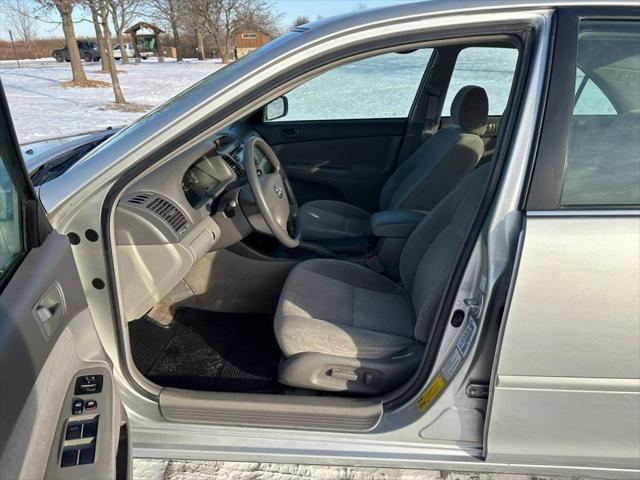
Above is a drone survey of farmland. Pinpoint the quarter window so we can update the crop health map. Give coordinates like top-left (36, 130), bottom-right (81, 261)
top-left (561, 20), bottom-right (640, 206)
top-left (442, 47), bottom-right (519, 116)
top-left (267, 49), bottom-right (433, 122)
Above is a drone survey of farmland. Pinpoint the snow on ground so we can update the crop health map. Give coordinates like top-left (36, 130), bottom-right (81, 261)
top-left (0, 58), bottom-right (224, 144)
top-left (132, 459), bottom-right (579, 480)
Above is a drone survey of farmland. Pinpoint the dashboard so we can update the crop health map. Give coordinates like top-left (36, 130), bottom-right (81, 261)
top-left (181, 129), bottom-right (273, 209)
top-left (113, 122), bottom-right (274, 321)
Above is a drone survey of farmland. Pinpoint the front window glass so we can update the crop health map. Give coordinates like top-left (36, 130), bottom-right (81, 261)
top-left (267, 49), bottom-right (433, 122)
top-left (443, 47), bottom-right (519, 116)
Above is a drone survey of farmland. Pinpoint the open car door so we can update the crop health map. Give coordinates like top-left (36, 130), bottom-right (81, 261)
top-left (0, 83), bottom-right (130, 479)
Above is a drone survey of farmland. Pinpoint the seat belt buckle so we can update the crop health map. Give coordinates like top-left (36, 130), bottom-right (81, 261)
top-left (366, 255), bottom-right (385, 274)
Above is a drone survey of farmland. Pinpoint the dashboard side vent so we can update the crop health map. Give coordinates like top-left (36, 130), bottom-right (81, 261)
top-left (127, 192), bottom-right (153, 205)
top-left (146, 197), bottom-right (189, 234)
top-left (222, 155), bottom-right (244, 178)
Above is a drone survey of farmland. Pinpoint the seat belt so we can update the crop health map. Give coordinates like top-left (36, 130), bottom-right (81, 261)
top-left (422, 87), bottom-right (442, 138)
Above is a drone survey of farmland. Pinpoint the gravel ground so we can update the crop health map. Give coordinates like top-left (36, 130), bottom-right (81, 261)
top-left (132, 459), bottom-right (583, 480)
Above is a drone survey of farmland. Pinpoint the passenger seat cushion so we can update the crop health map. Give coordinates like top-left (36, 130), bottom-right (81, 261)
top-left (299, 200), bottom-right (371, 240)
top-left (275, 259), bottom-right (416, 359)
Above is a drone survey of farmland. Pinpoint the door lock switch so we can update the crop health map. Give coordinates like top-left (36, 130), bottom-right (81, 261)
top-left (85, 399), bottom-right (97, 410)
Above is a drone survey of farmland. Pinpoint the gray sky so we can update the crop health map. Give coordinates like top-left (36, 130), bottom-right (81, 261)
top-left (0, 0), bottom-right (423, 41)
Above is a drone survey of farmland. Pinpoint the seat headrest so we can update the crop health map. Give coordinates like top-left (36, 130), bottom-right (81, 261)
top-left (451, 86), bottom-right (489, 135)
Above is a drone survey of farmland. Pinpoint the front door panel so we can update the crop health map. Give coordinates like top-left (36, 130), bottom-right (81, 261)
top-left (255, 119), bottom-right (405, 211)
top-left (0, 79), bottom-right (127, 479)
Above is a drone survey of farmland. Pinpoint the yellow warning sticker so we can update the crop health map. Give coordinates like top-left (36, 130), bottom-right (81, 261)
top-left (417, 375), bottom-right (445, 411)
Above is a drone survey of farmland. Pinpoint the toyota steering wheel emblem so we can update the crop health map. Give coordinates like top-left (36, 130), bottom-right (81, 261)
top-left (274, 184), bottom-right (284, 199)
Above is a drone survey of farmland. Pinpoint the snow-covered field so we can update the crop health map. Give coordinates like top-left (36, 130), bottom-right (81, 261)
top-left (0, 58), bottom-right (224, 144)
top-left (132, 459), bottom-right (577, 480)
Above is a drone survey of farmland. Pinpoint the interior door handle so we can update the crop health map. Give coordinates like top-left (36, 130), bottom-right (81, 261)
top-left (33, 283), bottom-right (66, 341)
top-left (281, 127), bottom-right (302, 139)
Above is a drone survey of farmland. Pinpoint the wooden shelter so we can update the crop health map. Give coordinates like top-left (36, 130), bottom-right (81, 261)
top-left (234, 28), bottom-right (271, 59)
top-left (124, 22), bottom-right (164, 62)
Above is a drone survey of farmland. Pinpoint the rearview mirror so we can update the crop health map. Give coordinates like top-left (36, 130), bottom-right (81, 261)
top-left (264, 96), bottom-right (288, 121)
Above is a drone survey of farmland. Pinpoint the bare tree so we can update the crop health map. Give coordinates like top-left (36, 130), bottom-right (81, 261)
top-left (108, 0), bottom-right (139, 64)
top-left (200, 0), bottom-right (278, 64)
top-left (291, 15), bottom-right (309, 30)
top-left (36, 0), bottom-right (88, 83)
top-left (86, 1), bottom-right (110, 72)
top-left (97, 0), bottom-right (126, 103)
top-left (145, 0), bottom-right (183, 61)
top-left (2, 0), bottom-right (38, 50)
top-left (182, 0), bottom-right (208, 60)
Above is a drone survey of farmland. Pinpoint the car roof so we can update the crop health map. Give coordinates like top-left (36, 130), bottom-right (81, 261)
top-left (300, 0), bottom-right (635, 34)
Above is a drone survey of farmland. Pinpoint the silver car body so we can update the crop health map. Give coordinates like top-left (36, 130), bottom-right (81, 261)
top-left (5, 0), bottom-right (638, 478)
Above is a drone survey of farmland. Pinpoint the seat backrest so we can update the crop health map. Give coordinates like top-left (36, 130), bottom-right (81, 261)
top-left (398, 162), bottom-right (491, 342)
top-left (379, 86), bottom-right (489, 212)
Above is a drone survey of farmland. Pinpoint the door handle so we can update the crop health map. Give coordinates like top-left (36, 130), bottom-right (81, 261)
top-left (281, 127), bottom-right (302, 139)
top-left (33, 283), bottom-right (66, 341)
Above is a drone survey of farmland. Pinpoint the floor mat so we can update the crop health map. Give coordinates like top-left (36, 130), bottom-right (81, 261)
top-left (129, 308), bottom-right (282, 393)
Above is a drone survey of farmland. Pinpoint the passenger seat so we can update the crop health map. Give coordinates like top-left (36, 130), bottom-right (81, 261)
top-left (299, 85), bottom-right (489, 240)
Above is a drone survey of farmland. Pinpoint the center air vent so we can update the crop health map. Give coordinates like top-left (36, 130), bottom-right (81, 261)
top-left (222, 154), bottom-right (244, 178)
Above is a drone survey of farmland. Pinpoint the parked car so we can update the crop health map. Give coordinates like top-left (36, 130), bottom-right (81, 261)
top-left (1, 1), bottom-right (639, 480)
top-left (113, 42), bottom-right (150, 60)
top-left (52, 40), bottom-right (101, 63)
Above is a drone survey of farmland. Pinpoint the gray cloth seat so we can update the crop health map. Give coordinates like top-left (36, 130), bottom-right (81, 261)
top-left (299, 85), bottom-right (489, 240)
top-left (275, 163), bottom-right (491, 394)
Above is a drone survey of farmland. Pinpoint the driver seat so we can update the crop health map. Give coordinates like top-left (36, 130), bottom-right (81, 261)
top-left (274, 162), bottom-right (491, 394)
top-left (298, 85), bottom-right (489, 240)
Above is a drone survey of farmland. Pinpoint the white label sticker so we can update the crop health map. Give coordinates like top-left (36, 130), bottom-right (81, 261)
top-left (456, 319), bottom-right (477, 356)
top-left (441, 349), bottom-right (462, 381)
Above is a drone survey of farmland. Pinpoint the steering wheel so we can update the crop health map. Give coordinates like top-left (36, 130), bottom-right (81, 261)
top-left (244, 136), bottom-right (301, 248)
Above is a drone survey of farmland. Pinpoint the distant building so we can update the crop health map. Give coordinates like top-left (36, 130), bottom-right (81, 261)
top-left (234, 28), bottom-right (271, 59)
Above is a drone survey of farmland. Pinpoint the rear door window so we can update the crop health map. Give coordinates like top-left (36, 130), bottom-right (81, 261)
top-left (561, 20), bottom-right (640, 206)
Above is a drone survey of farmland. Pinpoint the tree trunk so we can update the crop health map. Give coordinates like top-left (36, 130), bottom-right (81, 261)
top-left (90, 5), bottom-right (109, 73)
top-left (223, 34), bottom-right (230, 63)
top-left (59, 9), bottom-right (87, 82)
top-left (110, 8), bottom-right (129, 64)
top-left (117, 30), bottom-right (129, 64)
top-left (99, 5), bottom-right (126, 104)
top-left (167, 0), bottom-right (182, 62)
top-left (195, 25), bottom-right (205, 60)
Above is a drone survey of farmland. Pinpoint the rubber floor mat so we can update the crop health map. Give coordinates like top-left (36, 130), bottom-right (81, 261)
top-left (129, 308), bottom-right (282, 393)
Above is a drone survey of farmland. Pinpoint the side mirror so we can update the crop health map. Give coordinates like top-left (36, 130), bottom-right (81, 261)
top-left (263, 96), bottom-right (288, 121)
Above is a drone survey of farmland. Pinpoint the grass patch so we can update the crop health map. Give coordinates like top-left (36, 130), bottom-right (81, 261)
top-left (100, 102), bottom-right (151, 113)
top-left (60, 79), bottom-right (110, 88)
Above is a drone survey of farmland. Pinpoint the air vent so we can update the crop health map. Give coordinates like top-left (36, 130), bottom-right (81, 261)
top-left (147, 197), bottom-right (189, 234)
top-left (127, 192), bottom-right (153, 205)
top-left (222, 155), bottom-right (244, 178)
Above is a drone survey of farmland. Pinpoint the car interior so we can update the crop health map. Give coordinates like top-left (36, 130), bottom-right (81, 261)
top-left (114, 39), bottom-right (522, 400)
